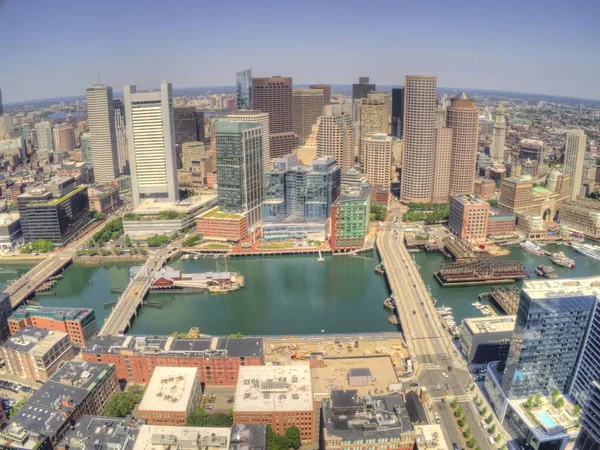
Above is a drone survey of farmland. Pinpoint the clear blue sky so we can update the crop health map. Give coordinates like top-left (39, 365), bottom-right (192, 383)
top-left (1, 0), bottom-right (599, 103)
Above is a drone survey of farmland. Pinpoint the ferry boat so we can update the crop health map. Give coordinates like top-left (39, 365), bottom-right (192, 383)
top-left (572, 243), bottom-right (600, 262)
top-left (550, 252), bottom-right (575, 269)
top-left (520, 240), bottom-right (544, 256)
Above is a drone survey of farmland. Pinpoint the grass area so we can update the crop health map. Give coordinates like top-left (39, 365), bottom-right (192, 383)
top-left (257, 241), bottom-right (293, 249)
top-left (201, 207), bottom-right (242, 220)
top-left (202, 242), bottom-right (232, 249)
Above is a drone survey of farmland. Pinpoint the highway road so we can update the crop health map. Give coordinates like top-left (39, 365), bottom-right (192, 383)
top-left (379, 207), bottom-right (495, 450)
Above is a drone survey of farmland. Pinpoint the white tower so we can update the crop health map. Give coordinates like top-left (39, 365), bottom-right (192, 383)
top-left (564, 129), bottom-right (586, 201)
top-left (491, 103), bottom-right (506, 163)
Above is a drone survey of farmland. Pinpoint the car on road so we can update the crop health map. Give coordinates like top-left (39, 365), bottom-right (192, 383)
top-left (447, 366), bottom-right (453, 372)
top-left (425, 313), bottom-right (429, 318)
top-left (413, 310), bottom-right (416, 315)
top-left (480, 420), bottom-right (488, 429)
top-left (441, 372), bottom-right (449, 378)
top-left (434, 412), bottom-right (441, 424)
top-left (452, 444), bottom-right (459, 450)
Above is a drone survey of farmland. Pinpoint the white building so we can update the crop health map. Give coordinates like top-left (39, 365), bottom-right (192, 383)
top-left (491, 103), bottom-right (506, 163)
top-left (86, 84), bottom-right (120, 183)
top-left (564, 129), bottom-right (586, 201)
top-left (35, 121), bottom-right (54, 153)
top-left (124, 81), bottom-right (179, 207)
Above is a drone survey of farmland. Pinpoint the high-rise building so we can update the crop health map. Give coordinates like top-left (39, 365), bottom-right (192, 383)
top-left (228, 110), bottom-right (270, 174)
top-left (174, 106), bottom-right (204, 169)
top-left (432, 128), bottom-right (453, 203)
top-left (215, 120), bottom-right (263, 230)
top-left (358, 92), bottom-right (389, 166)
top-left (0, 114), bottom-right (12, 139)
top-left (447, 93), bottom-right (478, 196)
top-left (364, 134), bottom-right (392, 191)
top-left (518, 138), bottom-right (544, 163)
top-left (391, 88), bottom-right (404, 138)
top-left (80, 132), bottom-right (93, 166)
top-left (352, 77), bottom-right (376, 100)
top-left (181, 141), bottom-right (206, 171)
top-left (316, 104), bottom-right (353, 172)
top-left (564, 129), bottom-right (586, 201)
top-left (86, 84), bottom-right (120, 183)
top-left (113, 98), bottom-right (128, 174)
top-left (400, 76), bottom-right (437, 203)
top-left (124, 82), bottom-right (179, 207)
top-left (0, 294), bottom-right (11, 345)
top-left (0, 88), bottom-right (3, 116)
top-left (330, 185), bottom-right (370, 252)
top-left (52, 124), bottom-right (76, 152)
top-left (575, 381), bottom-right (600, 450)
top-left (236, 69), bottom-right (252, 110)
top-left (292, 89), bottom-right (324, 145)
top-left (251, 76), bottom-right (298, 159)
top-left (448, 195), bottom-right (490, 240)
top-left (309, 84), bottom-right (331, 105)
top-left (491, 104), bottom-right (506, 163)
top-left (35, 121), bottom-right (54, 153)
top-left (502, 279), bottom-right (596, 398)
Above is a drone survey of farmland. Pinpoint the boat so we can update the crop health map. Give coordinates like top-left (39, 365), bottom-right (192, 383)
top-left (208, 285), bottom-right (240, 294)
top-left (89, 280), bottom-right (93, 285)
top-left (520, 240), bottom-right (544, 256)
top-left (450, 325), bottom-right (460, 339)
top-left (383, 297), bottom-right (395, 311)
top-left (572, 243), bottom-right (600, 261)
top-left (550, 252), bottom-right (575, 269)
top-left (536, 264), bottom-right (558, 279)
top-left (436, 306), bottom-right (452, 315)
top-left (388, 315), bottom-right (399, 325)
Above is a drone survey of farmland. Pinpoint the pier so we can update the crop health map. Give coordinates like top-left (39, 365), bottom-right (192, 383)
top-left (484, 285), bottom-right (521, 315)
top-left (443, 237), bottom-right (476, 260)
top-left (435, 259), bottom-right (527, 286)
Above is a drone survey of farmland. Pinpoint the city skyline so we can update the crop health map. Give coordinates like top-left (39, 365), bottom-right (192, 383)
top-left (1, 0), bottom-right (599, 103)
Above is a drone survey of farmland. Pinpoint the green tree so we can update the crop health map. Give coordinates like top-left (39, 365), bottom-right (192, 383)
top-left (450, 398), bottom-right (459, 409)
top-left (458, 417), bottom-right (466, 427)
top-left (183, 234), bottom-right (203, 247)
top-left (156, 210), bottom-right (181, 220)
top-left (487, 198), bottom-right (498, 208)
top-left (485, 413), bottom-right (493, 424)
top-left (113, 248), bottom-right (123, 256)
top-left (99, 249), bottom-right (110, 256)
top-left (495, 434), bottom-right (503, 442)
top-left (124, 213), bottom-right (141, 221)
top-left (551, 388), bottom-right (560, 401)
top-left (555, 397), bottom-right (565, 408)
top-left (525, 396), bottom-right (534, 409)
top-left (266, 425), bottom-right (292, 450)
top-left (534, 393), bottom-right (543, 408)
top-left (139, 249), bottom-right (147, 256)
top-left (8, 397), bottom-right (28, 417)
top-left (186, 408), bottom-right (233, 427)
top-left (489, 424), bottom-right (496, 434)
top-left (470, 384), bottom-right (476, 392)
top-left (481, 406), bottom-right (488, 416)
top-left (92, 219), bottom-right (123, 246)
top-left (463, 428), bottom-right (472, 439)
top-left (125, 235), bottom-right (132, 247)
top-left (466, 438), bottom-right (476, 449)
top-left (93, 211), bottom-right (106, 220)
top-left (284, 426), bottom-right (301, 449)
top-left (87, 249), bottom-right (98, 256)
top-left (147, 234), bottom-right (171, 247)
top-left (229, 332), bottom-right (244, 338)
top-left (103, 386), bottom-right (145, 417)
top-left (574, 405), bottom-right (582, 416)
top-left (454, 407), bottom-right (463, 418)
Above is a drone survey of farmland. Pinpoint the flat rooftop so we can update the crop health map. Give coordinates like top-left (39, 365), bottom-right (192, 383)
top-left (234, 365), bottom-right (313, 412)
top-left (415, 425), bottom-right (449, 450)
top-left (200, 207), bottom-right (244, 220)
top-left (451, 194), bottom-right (489, 206)
top-left (0, 212), bottom-right (20, 224)
top-left (58, 415), bottom-right (141, 450)
top-left (133, 425), bottom-right (231, 450)
top-left (138, 366), bottom-right (199, 413)
top-left (131, 194), bottom-right (217, 216)
top-left (11, 305), bottom-right (93, 322)
top-left (510, 395), bottom-right (580, 439)
top-left (2, 327), bottom-right (68, 356)
top-left (463, 316), bottom-right (516, 335)
top-left (522, 276), bottom-right (600, 299)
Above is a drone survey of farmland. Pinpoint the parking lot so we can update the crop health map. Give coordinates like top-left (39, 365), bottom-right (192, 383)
top-left (202, 386), bottom-right (236, 413)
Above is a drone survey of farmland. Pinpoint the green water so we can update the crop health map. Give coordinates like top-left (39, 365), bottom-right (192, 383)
top-left (5, 242), bottom-right (600, 336)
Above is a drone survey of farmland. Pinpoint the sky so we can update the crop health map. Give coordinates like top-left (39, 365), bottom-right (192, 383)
top-left (1, 0), bottom-right (599, 103)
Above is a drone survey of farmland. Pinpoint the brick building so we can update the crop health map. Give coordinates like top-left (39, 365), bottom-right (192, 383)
top-left (1, 328), bottom-right (75, 382)
top-left (196, 207), bottom-right (248, 242)
top-left (233, 365), bottom-right (316, 444)
top-left (487, 209), bottom-right (516, 237)
top-left (82, 335), bottom-right (263, 385)
top-left (448, 195), bottom-right (490, 241)
top-left (137, 366), bottom-right (202, 426)
top-left (474, 178), bottom-right (496, 199)
top-left (88, 185), bottom-right (121, 215)
top-left (8, 305), bottom-right (97, 347)
top-left (330, 186), bottom-right (370, 252)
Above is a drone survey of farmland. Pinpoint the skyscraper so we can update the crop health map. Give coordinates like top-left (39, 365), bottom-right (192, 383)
top-left (400, 76), bottom-right (437, 203)
top-left (491, 103), bottom-right (506, 163)
top-left (181, 142), bottom-right (206, 171)
top-left (352, 77), bottom-right (376, 100)
top-left (236, 69), bottom-right (252, 110)
top-left (80, 132), bottom-right (93, 166)
top-left (124, 81), bottom-right (179, 207)
top-left (432, 128), bottom-right (453, 203)
top-left (292, 89), bottom-right (324, 145)
top-left (251, 76), bottom-right (298, 159)
top-left (52, 124), bottom-right (76, 152)
top-left (447, 92), bottom-right (478, 196)
top-left (35, 121), bottom-right (54, 153)
top-left (86, 84), bottom-right (120, 183)
top-left (113, 99), bottom-right (128, 174)
top-left (364, 134), bottom-right (392, 191)
top-left (564, 129), bottom-right (586, 201)
top-left (309, 84), bottom-right (331, 105)
top-left (174, 106), bottom-right (203, 169)
top-left (0, 89), bottom-right (3, 116)
top-left (391, 88), bottom-right (404, 138)
top-left (215, 120), bottom-right (263, 230)
top-left (228, 111), bottom-right (270, 174)
top-left (575, 381), bottom-right (600, 450)
top-left (358, 92), bottom-right (389, 166)
top-left (315, 104), bottom-right (353, 172)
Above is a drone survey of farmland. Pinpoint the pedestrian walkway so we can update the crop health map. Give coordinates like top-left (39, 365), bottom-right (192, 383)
top-left (431, 395), bottom-right (470, 403)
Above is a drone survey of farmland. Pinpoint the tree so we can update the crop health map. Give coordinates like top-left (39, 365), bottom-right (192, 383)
top-left (103, 386), bottom-right (145, 417)
top-left (480, 406), bottom-right (487, 416)
top-left (495, 434), bottom-right (503, 442)
top-left (284, 426), bottom-right (301, 449)
top-left (229, 332), bottom-right (244, 338)
top-left (99, 249), bottom-right (110, 256)
top-left (454, 407), bottom-right (463, 418)
top-left (487, 198), bottom-right (498, 208)
top-left (8, 397), bottom-right (28, 417)
top-left (525, 396), bottom-right (534, 409)
top-left (125, 235), bottom-right (132, 247)
top-left (187, 408), bottom-right (233, 427)
top-left (555, 397), bottom-right (565, 408)
top-left (183, 234), bottom-right (203, 247)
top-left (93, 211), bottom-right (106, 220)
top-left (574, 405), bottom-right (582, 416)
top-left (267, 425), bottom-right (293, 450)
top-left (450, 398), bottom-right (459, 409)
top-left (463, 428), bottom-right (472, 439)
top-left (534, 393), bottom-right (543, 408)
top-left (488, 424), bottom-right (496, 434)
top-left (485, 413), bottom-right (493, 424)
top-left (470, 384), bottom-right (476, 392)
top-left (458, 417), bottom-right (466, 427)
top-left (551, 388), bottom-right (560, 401)
top-left (139, 249), bottom-right (147, 256)
top-left (113, 248), bottom-right (123, 256)
top-left (370, 204), bottom-right (387, 221)
top-left (147, 234), bottom-right (171, 247)
top-left (496, 360), bottom-right (506, 373)
top-left (466, 438), bottom-right (476, 449)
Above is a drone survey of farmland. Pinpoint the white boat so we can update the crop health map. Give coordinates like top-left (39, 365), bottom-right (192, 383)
top-left (437, 306), bottom-right (453, 314)
top-left (520, 240), bottom-right (544, 256)
top-left (572, 243), bottom-right (600, 262)
top-left (550, 252), bottom-right (575, 269)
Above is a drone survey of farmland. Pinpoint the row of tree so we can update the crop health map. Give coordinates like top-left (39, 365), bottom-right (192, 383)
top-left (103, 386), bottom-right (145, 417)
top-left (21, 239), bottom-right (55, 253)
top-left (266, 425), bottom-right (301, 450)
top-left (370, 204), bottom-right (387, 221)
top-left (187, 408), bottom-right (233, 427)
top-left (403, 203), bottom-right (449, 224)
top-left (90, 218), bottom-right (123, 247)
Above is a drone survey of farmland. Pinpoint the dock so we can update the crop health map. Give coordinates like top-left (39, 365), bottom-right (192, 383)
top-left (443, 237), bottom-right (476, 260)
top-left (482, 285), bottom-right (521, 315)
top-left (435, 259), bottom-right (527, 286)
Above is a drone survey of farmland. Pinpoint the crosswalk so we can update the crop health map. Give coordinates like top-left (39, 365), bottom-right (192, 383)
top-left (419, 363), bottom-right (445, 370)
top-left (431, 395), bottom-right (470, 403)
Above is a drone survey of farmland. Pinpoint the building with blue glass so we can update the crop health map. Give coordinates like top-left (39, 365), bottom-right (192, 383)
top-left (236, 69), bottom-right (252, 110)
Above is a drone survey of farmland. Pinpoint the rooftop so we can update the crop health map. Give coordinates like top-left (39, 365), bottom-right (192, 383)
top-left (37, 185), bottom-right (86, 206)
top-left (2, 327), bottom-right (69, 356)
top-left (451, 194), bottom-right (489, 206)
top-left (201, 207), bottom-right (244, 220)
top-left (133, 425), bottom-right (231, 450)
top-left (58, 415), bottom-right (142, 450)
top-left (462, 316), bottom-right (516, 335)
top-left (336, 186), bottom-right (370, 203)
top-left (10, 305), bottom-right (93, 322)
top-left (0, 403), bottom-right (65, 444)
top-left (229, 424), bottom-right (267, 450)
top-left (522, 276), bottom-right (600, 300)
top-left (234, 365), bottom-right (313, 412)
top-left (511, 395), bottom-right (581, 439)
top-left (414, 425), bottom-right (449, 450)
top-left (138, 367), bottom-right (199, 413)
top-left (0, 212), bottom-right (20, 225)
top-left (131, 194), bottom-right (217, 216)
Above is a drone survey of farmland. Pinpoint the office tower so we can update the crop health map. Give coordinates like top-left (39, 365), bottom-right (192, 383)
top-left (124, 82), bottom-right (179, 207)
top-left (236, 68), bottom-right (252, 109)
top-left (228, 111), bottom-right (270, 174)
top-left (35, 121), bottom-right (54, 152)
top-left (0, 294), bottom-right (11, 345)
top-left (0, 88), bottom-right (3, 116)
top-left (352, 77), bottom-right (376, 100)
top-left (215, 120), bottom-right (263, 230)
top-left (447, 93), bottom-right (478, 196)
top-left (195, 109), bottom-right (206, 143)
top-left (491, 103), bottom-right (506, 163)
top-left (400, 76), bottom-right (437, 204)
top-left (315, 104), bottom-right (353, 172)
top-left (575, 381), bottom-right (600, 450)
top-left (0, 114), bottom-right (12, 139)
top-left (181, 141), bottom-right (205, 170)
top-left (564, 129), bottom-right (586, 201)
top-left (330, 185), bottom-right (370, 251)
top-left (52, 124), bottom-right (76, 152)
top-left (309, 84), bottom-right (331, 105)
top-left (391, 88), bottom-right (404, 138)
top-left (502, 279), bottom-right (596, 398)
top-left (364, 134), bottom-right (392, 190)
top-left (251, 76), bottom-right (298, 159)
top-left (292, 89), bottom-right (324, 145)
top-left (518, 138), bottom-right (545, 163)
top-left (113, 99), bottom-right (128, 174)
top-left (86, 84), bottom-right (120, 183)
top-left (358, 93), bottom-right (389, 166)
top-left (80, 132), bottom-right (93, 166)
top-left (432, 128), bottom-right (453, 203)
top-left (174, 106), bottom-right (204, 169)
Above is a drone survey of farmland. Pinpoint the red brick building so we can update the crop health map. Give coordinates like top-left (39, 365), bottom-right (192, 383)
top-left (82, 335), bottom-right (263, 385)
top-left (474, 178), bottom-right (496, 199)
top-left (487, 210), bottom-right (517, 236)
top-left (196, 207), bottom-right (248, 242)
top-left (8, 305), bottom-right (97, 347)
top-left (448, 195), bottom-right (490, 241)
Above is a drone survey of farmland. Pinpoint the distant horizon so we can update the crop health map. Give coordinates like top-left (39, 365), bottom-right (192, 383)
top-left (4, 83), bottom-right (600, 108)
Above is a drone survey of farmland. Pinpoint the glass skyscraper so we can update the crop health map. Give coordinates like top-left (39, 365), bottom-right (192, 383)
top-left (236, 69), bottom-right (252, 110)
